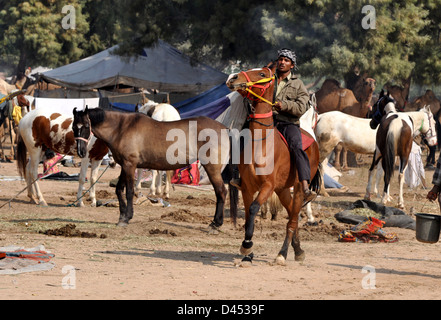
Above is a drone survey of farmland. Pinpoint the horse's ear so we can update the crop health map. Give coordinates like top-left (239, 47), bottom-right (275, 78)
top-left (85, 105), bottom-right (89, 113)
top-left (379, 89), bottom-right (384, 97)
top-left (73, 107), bottom-right (77, 115)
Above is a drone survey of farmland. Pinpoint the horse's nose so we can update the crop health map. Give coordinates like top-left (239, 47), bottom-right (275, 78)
top-left (226, 73), bottom-right (239, 86)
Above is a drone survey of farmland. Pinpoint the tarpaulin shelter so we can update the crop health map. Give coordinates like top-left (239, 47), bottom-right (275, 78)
top-left (37, 40), bottom-right (228, 94)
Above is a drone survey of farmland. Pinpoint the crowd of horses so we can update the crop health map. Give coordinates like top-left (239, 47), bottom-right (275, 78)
top-left (1, 65), bottom-right (439, 266)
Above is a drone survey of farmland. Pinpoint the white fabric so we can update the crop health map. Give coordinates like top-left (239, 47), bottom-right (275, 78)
top-left (405, 142), bottom-right (425, 189)
top-left (34, 97), bottom-right (100, 115)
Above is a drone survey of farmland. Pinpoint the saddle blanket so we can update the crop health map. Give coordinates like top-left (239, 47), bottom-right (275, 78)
top-left (278, 130), bottom-right (315, 151)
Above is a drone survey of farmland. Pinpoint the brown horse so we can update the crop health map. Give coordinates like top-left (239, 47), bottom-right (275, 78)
top-left (226, 63), bottom-right (321, 266)
top-left (72, 107), bottom-right (232, 228)
top-left (384, 75), bottom-right (411, 111)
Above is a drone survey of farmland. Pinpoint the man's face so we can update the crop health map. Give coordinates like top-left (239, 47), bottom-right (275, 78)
top-left (277, 56), bottom-right (294, 73)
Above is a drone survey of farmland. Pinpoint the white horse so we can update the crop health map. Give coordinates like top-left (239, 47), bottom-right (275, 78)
top-left (16, 108), bottom-right (110, 207)
top-left (366, 105), bottom-right (437, 209)
top-left (315, 111), bottom-right (384, 198)
top-left (136, 101), bottom-right (181, 199)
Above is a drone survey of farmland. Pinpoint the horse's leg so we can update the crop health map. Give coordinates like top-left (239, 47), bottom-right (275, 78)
top-left (290, 183), bottom-right (305, 262)
top-left (25, 158), bottom-right (38, 204)
top-left (28, 153), bottom-right (47, 207)
top-left (365, 150), bottom-right (381, 200)
top-left (76, 157), bottom-right (89, 207)
top-left (88, 159), bottom-right (103, 207)
top-left (397, 160), bottom-right (408, 209)
top-left (274, 185), bottom-right (304, 265)
top-left (318, 162), bottom-right (329, 197)
top-left (240, 182), bottom-right (274, 263)
top-left (150, 170), bottom-right (159, 196)
top-left (163, 170), bottom-right (173, 199)
top-left (124, 165), bottom-right (136, 222)
top-left (116, 170), bottom-right (128, 226)
top-left (134, 168), bottom-right (143, 198)
top-left (204, 164), bottom-right (227, 232)
top-left (333, 144), bottom-right (342, 170)
top-left (373, 163), bottom-right (383, 198)
top-left (304, 202), bottom-right (314, 224)
top-left (342, 146), bottom-right (348, 169)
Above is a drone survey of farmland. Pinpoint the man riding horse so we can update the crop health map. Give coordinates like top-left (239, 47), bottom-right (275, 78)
top-left (231, 48), bottom-right (316, 203)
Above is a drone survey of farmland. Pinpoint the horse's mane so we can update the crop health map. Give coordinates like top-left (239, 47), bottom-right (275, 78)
top-left (87, 107), bottom-right (106, 126)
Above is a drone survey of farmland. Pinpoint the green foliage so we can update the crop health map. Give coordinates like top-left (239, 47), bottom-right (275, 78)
top-left (1, 0), bottom-right (441, 86)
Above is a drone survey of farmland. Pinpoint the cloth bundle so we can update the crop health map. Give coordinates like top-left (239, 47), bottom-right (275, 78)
top-left (338, 217), bottom-right (398, 243)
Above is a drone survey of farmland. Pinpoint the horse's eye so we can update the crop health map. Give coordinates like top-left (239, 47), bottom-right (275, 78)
top-left (260, 73), bottom-right (266, 77)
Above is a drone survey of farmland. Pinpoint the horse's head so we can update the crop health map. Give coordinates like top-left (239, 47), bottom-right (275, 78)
top-left (420, 105), bottom-right (438, 147)
top-left (364, 78), bottom-right (376, 95)
top-left (369, 90), bottom-right (396, 129)
top-left (226, 62), bottom-right (277, 109)
top-left (73, 106), bottom-right (92, 158)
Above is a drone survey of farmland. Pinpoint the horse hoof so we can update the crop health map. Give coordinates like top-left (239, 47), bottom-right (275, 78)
top-left (208, 227), bottom-right (219, 235)
top-left (274, 255), bottom-right (286, 266)
top-left (207, 222), bottom-right (220, 235)
top-left (295, 251), bottom-right (306, 262)
top-left (38, 201), bottom-right (48, 207)
top-left (117, 221), bottom-right (129, 227)
top-left (239, 260), bottom-right (252, 268)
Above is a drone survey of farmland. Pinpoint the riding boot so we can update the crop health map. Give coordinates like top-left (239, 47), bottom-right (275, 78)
top-left (303, 188), bottom-right (317, 205)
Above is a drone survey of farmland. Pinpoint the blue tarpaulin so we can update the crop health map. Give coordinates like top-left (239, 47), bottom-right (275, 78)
top-left (174, 83), bottom-right (231, 115)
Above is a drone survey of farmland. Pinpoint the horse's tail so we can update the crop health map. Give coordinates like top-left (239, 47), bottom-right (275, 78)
top-left (16, 133), bottom-right (27, 179)
top-left (229, 173), bottom-right (239, 227)
top-left (222, 134), bottom-right (238, 226)
top-left (310, 163), bottom-right (322, 195)
top-left (383, 120), bottom-right (399, 182)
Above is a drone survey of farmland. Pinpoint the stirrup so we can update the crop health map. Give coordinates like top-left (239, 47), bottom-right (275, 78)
top-left (303, 189), bottom-right (317, 205)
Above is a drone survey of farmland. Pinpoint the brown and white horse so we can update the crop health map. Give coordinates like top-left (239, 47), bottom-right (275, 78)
top-left (17, 108), bottom-right (109, 207)
top-left (226, 63), bottom-right (321, 266)
top-left (368, 91), bottom-right (437, 209)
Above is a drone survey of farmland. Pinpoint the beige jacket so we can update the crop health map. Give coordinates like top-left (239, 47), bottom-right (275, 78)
top-left (273, 74), bottom-right (309, 125)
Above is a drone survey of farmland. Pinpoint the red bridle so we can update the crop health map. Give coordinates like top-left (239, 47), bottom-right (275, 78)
top-left (240, 68), bottom-right (275, 119)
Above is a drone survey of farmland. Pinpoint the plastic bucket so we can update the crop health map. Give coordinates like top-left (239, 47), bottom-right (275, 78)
top-left (415, 213), bottom-right (441, 244)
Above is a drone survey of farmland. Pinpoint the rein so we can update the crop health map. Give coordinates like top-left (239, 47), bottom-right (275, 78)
top-left (239, 68), bottom-right (276, 127)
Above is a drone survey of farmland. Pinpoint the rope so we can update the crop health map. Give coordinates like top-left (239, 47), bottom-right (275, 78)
top-left (65, 163), bottom-right (110, 207)
top-left (1, 154), bottom-right (111, 209)
top-left (0, 153), bottom-right (69, 209)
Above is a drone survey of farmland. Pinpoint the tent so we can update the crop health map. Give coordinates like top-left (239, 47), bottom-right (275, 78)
top-left (38, 40), bottom-right (228, 94)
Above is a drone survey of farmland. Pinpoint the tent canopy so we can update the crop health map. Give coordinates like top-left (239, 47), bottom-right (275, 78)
top-left (38, 40), bottom-right (228, 93)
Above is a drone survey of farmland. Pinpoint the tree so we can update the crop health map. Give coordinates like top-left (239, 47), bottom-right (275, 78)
top-left (0, 0), bottom-right (89, 73)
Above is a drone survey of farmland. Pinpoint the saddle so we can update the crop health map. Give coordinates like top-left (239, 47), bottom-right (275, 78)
top-left (277, 128), bottom-right (315, 151)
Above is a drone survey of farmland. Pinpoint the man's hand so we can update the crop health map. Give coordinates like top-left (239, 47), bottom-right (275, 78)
top-left (274, 101), bottom-right (283, 111)
top-left (427, 185), bottom-right (441, 201)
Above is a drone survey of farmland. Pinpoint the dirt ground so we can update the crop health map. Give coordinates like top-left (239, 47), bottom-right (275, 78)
top-left (1, 152), bottom-right (441, 301)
